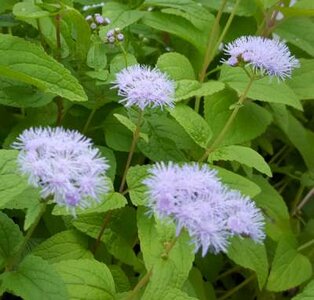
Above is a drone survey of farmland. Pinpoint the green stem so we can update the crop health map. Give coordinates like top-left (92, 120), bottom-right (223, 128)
top-left (92, 211), bottom-right (112, 255)
top-left (83, 108), bottom-right (97, 134)
top-left (298, 239), bottom-right (314, 252)
top-left (6, 202), bottom-right (47, 271)
top-left (216, 266), bottom-right (241, 280)
top-left (290, 184), bottom-right (305, 216)
top-left (126, 269), bottom-right (153, 300)
top-left (218, 275), bottom-right (255, 300)
top-left (119, 44), bottom-right (128, 67)
top-left (199, 75), bottom-right (255, 162)
top-left (293, 187), bottom-right (314, 216)
top-left (119, 110), bottom-right (143, 193)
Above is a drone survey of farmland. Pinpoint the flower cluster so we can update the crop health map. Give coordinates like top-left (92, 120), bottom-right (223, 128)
top-left (85, 13), bottom-right (110, 30)
top-left (113, 65), bottom-right (175, 110)
top-left (223, 36), bottom-right (299, 80)
top-left (106, 28), bottom-right (124, 44)
top-left (143, 162), bottom-right (265, 256)
top-left (13, 127), bottom-right (109, 215)
top-left (82, 2), bottom-right (105, 11)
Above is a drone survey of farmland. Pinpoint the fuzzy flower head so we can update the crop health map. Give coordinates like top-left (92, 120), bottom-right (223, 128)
top-left (143, 162), bottom-right (265, 256)
top-left (13, 127), bottom-right (110, 215)
top-left (113, 65), bottom-right (175, 110)
top-left (223, 36), bottom-right (299, 80)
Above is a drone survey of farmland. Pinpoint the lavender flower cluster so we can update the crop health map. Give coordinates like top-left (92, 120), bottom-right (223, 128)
top-left (143, 162), bottom-right (265, 256)
top-left (13, 127), bottom-right (109, 215)
top-left (85, 13), bottom-right (110, 30)
top-left (106, 28), bottom-right (124, 44)
top-left (223, 36), bottom-right (299, 80)
top-left (113, 65), bottom-right (175, 110)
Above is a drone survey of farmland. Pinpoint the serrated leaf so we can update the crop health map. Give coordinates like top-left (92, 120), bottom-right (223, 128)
top-left (169, 104), bottom-right (212, 148)
top-left (0, 34), bottom-right (87, 102)
top-left (0, 211), bottom-right (23, 268)
top-left (227, 237), bottom-right (269, 289)
top-left (53, 259), bottom-right (116, 300)
top-left (175, 80), bottom-right (225, 101)
top-left (204, 89), bottom-right (273, 146)
top-left (33, 230), bottom-right (93, 263)
top-left (87, 43), bottom-right (107, 70)
top-left (156, 52), bottom-right (195, 80)
top-left (208, 145), bottom-right (272, 176)
top-left (214, 166), bottom-right (261, 197)
top-left (267, 237), bottom-right (312, 292)
top-left (220, 66), bottom-right (302, 110)
top-left (0, 255), bottom-right (68, 300)
top-left (0, 150), bottom-right (40, 209)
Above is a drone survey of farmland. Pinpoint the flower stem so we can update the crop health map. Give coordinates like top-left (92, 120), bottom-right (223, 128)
top-left (119, 43), bottom-right (128, 67)
top-left (92, 211), bottom-right (112, 255)
top-left (298, 238), bottom-right (314, 252)
top-left (6, 202), bottom-right (47, 271)
top-left (199, 75), bottom-right (255, 162)
top-left (292, 187), bottom-right (314, 216)
top-left (119, 110), bottom-right (143, 193)
top-left (126, 269), bottom-right (153, 300)
top-left (83, 108), bottom-right (97, 134)
top-left (217, 274), bottom-right (255, 300)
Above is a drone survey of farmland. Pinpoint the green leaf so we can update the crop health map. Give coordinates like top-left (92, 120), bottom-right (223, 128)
top-left (52, 192), bottom-right (127, 215)
top-left (220, 66), bottom-right (302, 110)
top-left (0, 255), bottom-right (68, 300)
top-left (267, 237), bottom-right (312, 291)
top-left (169, 104), bottom-right (212, 148)
top-left (292, 280), bottom-right (314, 300)
top-left (208, 145), bottom-right (272, 176)
top-left (275, 17), bottom-right (314, 56)
top-left (0, 150), bottom-right (40, 209)
top-left (109, 53), bottom-right (137, 75)
top-left (227, 237), bottom-right (269, 289)
top-left (137, 208), bottom-right (194, 299)
top-left (175, 80), bottom-right (225, 101)
top-left (33, 230), bottom-right (93, 263)
top-left (204, 88), bottom-right (273, 146)
top-left (0, 211), bottom-right (23, 268)
top-left (24, 201), bottom-right (45, 230)
top-left (0, 34), bottom-right (87, 102)
top-left (160, 288), bottom-right (199, 300)
top-left (87, 43), bottom-right (107, 70)
top-left (13, 2), bottom-right (50, 18)
top-left (156, 52), bottom-right (195, 80)
top-left (214, 166), bottom-right (261, 197)
top-left (273, 108), bottom-right (314, 171)
top-left (126, 165), bottom-right (149, 206)
top-left (287, 59), bottom-right (314, 100)
top-left (53, 259), bottom-right (116, 300)
top-left (142, 11), bottom-right (210, 53)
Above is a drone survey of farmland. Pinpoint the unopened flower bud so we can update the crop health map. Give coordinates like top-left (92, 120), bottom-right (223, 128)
top-left (117, 33), bottom-right (124, 41)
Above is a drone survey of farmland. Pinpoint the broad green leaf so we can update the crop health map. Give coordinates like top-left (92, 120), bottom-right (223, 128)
top-left (156, 52), bottom-right (196, 80)
top-left (275, 17), bottom-right (314, 56)
top-left (109, 53), bottom-right (137, 74)
top-left (0, 150), bottom-right (40, 208)
top-left (287, 59), bottom-right (314, 100)
top-left (87, 43), bottom-right (107, 70)
top-left (52, 192), bottom-right (127, 215)
top-left (0, 34), bottom-right (87, 102)
top-left (204, 89), bottom-right (273, 146)
top-left (0, 255), bottom-right (68, 300)
top-left (108, 265), bottom-right (130, 293)
top-left (227, 237), bottom-right (269, 289)
top-left (24, 201), bottom-right (45, 230)
top-left (208, 145), bottom-right (272, 176)
top-left (33, 230), bottom-right (93, 263)
top-left (252, 176), bottom-right (292, 241)
top-left (267, 237), bottom-right (312, 291)
top-left (137, 208), bottom-right (194, 299)
top-left (114, 113), bottom-right (149, 142)
top-left (13, 2), bottom-right (50, 18)
top-left (175, 80), bottom-right (225, 101)
top-left (126, 165), bottom-right (149, 206)
top-left (72, 212), bottom-right (143, 271)
top-left (160, 288), bottom-right (199, 300)
top-left (220, 66), bottom-right (302, 110)
top-left (54, 259), bottom-right (116, 300)
top-left (144, 0), bottom-right (214, 30)
top-left (0, 211), bottom-right (23, 268)
top-left (214, 166), bottom-right (261, 197)
top-left (169, 104), bottom-right (212, 148)
top-left (0, 0), bottom-right (18, 14)
top-left (142, 12), bottom-right (210, 53)
top-left (292, 280), bottom-right (314, 300)
top-left (273, 108), bottom-right (314, 171)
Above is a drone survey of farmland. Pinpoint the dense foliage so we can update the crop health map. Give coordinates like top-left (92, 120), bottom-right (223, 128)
top-left (0, 0), bottom-right (314, 299)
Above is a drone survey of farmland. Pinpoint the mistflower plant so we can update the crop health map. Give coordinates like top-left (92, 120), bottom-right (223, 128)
top-left (143, 162), bottom-right (265, 256)
top-left (113, 64), bottom-right (175, 110)
top-left (223, 36), bottom-right (299, 80)
top-left (13, 127), bottom-right (109, 215)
